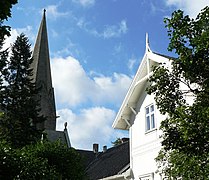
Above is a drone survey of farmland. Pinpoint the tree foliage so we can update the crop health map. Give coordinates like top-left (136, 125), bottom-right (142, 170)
top-left (0, 140), bottom-right (85, 179)
top-left (111, 138), bottom-right (123, 147)
top-left (147, 6), bottom-right (209, 179)
top-left (0, 33), bottom-right (45, 148)
top-left (33, 140), bottom-right (85, 179)
top-left (0, 34), bottom-right (86, 178)
top-left (0, 3), bottom-right (86, 179)
top-left (0, 0), bottom-right (18, 108)
top-left (0, 0), bottom-right (17, 47)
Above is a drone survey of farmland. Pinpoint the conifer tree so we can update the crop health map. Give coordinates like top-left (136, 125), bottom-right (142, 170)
top-left (0, 0), bottom-right (18, 107)
top-left (0, 33), bottom-right (45, 148)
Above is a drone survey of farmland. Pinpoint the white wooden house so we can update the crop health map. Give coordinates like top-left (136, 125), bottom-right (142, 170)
top-left (112, 34), bottom-right (172, 180)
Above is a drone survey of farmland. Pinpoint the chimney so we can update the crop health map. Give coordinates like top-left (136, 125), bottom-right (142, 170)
top-left (103, 145), bottom-right (107, 153)
top-left (93, 143), bottom-right (99, 153)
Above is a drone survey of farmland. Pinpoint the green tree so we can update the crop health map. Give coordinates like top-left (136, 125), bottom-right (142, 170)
top-left (0, 140), bottom-right (85, 179)
top-left (0, 0), bottom-right (18, 109)
top-left (0, 34), bottom-right (45, 148)
top-left (0, 140), bottom-right (19, 179)
top-left (0, 3), bottom-right (86, 179)
top-left (111, 138), bottom-right (122, 147)
top-left (30, 141), bottom-right (85, 179)
top-left (147, 6), bottom-right (209, 179)
top-left (0, 0), bottom-right (17, 47)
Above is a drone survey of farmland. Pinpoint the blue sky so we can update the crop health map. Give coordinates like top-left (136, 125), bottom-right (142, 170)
top-left (4, 0), bottom-right (209, 150)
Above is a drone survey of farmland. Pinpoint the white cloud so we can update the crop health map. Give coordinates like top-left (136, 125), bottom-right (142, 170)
top-left (3, 30), bottom-right (19, 51)
top-left (165, 0), bottom-right (209, 18)
top-left (93, 73), bottom-right (131, 104)
top-left (101, 20), bottom-right (128, 39)
top-left (76, 17), bottom-right (89, 29)
top-left (72, 0), bottom-right (95, 7)
top-left (128, 57), bottom-right (137, 71)
top-left (52, 39), bottom-right (80, 58)
top-left (51, 56), bottom-right (95, 106)
top-left (51, 56), bottom-right (132, 107)
top-left (3, 26), bottom-right (35, 50)
top-left (44, 5), bottom-right (69, 19)
top-left (76, 17), bottom-right (128, 39)
top-left (56, 107), bottom-right (126, 150)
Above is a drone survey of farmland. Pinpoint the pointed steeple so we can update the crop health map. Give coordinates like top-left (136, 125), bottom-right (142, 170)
top-left (31, 9), bottom-right (56, 130)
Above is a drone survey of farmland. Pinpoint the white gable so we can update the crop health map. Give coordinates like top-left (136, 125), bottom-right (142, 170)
top-left (112, 36), bottom-right (174, 179)
top-left (112, 43), bottom-right (171, 130)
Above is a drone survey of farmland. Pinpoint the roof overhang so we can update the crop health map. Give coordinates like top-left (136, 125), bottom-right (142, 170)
top-left (112, 74), bottom-right (149, 130)
top-left (112, 50), bottom-right (171, 130)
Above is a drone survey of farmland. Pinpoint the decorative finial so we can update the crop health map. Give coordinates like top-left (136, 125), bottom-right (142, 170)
top-left (146, 33), bottom-right (151, 53)
top-left (64, 122), bottom-right (67, 130)
top-left (44, 9), bottom-right (46, 13)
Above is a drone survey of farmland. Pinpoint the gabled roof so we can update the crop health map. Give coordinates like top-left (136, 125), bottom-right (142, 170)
top-left (76, 149), bottom-right (97, 168)
top-left (78, 141), bottom-right (130, 180)
top-left (45, 128), bottom-right (71, 148)
top-left (112, 34), bottom-right (173, 130)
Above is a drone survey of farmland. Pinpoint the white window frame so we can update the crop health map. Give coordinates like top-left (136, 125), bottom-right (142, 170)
top-left (145, 104), bottom-right (155, 132)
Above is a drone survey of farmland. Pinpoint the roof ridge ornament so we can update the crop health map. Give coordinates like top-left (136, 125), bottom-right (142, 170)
top-left (146, 33), bottom-right (152, 53)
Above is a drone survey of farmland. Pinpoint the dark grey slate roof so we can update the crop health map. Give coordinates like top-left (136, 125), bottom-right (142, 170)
top-left (45, 129), bottom-right (71, 147)
top-left (78, 141), bottom-right (130, 180)
top-left (76, 149), bottom-right (98, 168)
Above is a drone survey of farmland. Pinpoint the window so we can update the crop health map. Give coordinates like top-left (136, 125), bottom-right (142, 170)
top-left (145, 104), bottom-right (155, 131)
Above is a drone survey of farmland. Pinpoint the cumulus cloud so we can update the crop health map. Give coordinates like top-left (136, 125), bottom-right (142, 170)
top-left (3, 30), bottom-right (19, 51)
top-left (165, 0), bottom-right (209, 18)
top-left (51, 56), bottom-right (95, 106)
top-left (51, 56), bottom-right (130, 150)
top-left (51, 56), bottom-right (132, 107)
top-left (93, 73), bottom-right (131, 104)
top-left (56, 107), bottom-right (124, 150)
top-left (3, 26), bottom-right (35, 50)
top-left (4, 28), bottom-right (130, 151)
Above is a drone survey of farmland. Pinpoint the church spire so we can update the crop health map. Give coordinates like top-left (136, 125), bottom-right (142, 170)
top-left (31, 9), bottom-right (56, 130)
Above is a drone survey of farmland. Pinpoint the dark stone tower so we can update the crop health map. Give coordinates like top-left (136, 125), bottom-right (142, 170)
top-left (31, 9), bottom-right (56, 130)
